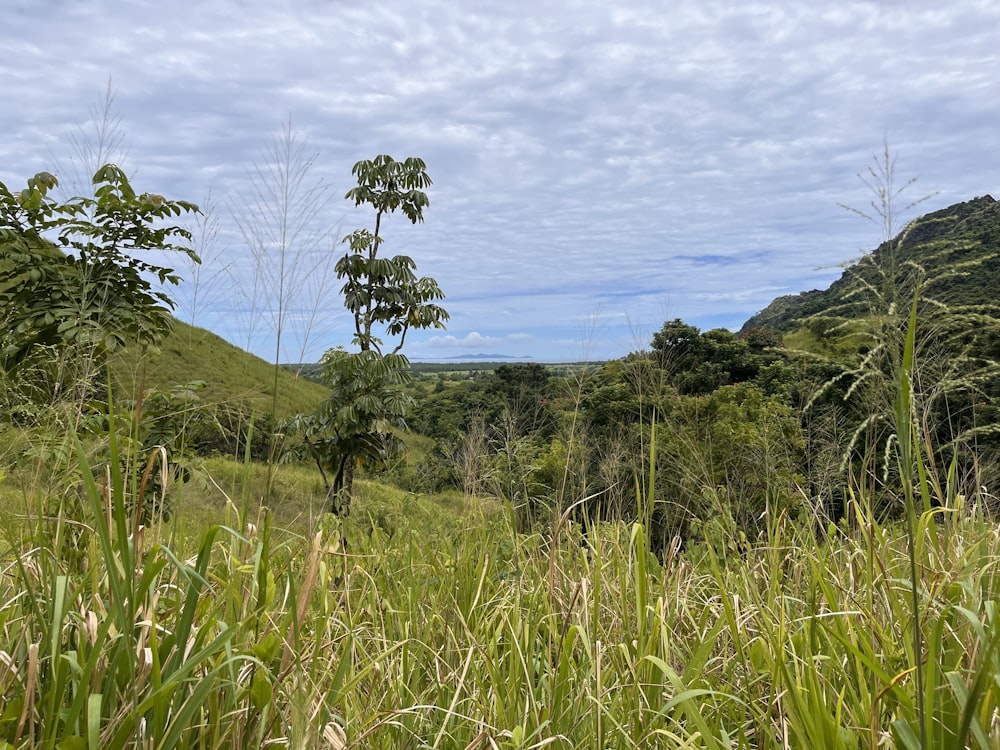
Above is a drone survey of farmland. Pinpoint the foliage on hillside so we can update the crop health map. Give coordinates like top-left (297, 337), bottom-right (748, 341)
top-left (391, 193), bottom-right (1000, 553)
top-left (395, 356), bottom-right (804, 548)
top-left (740, 194), bottom-right (1000, 333)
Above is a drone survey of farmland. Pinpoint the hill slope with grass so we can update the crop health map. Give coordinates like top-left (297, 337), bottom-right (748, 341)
top-left (110, 319), bottom-right (329, 419)
top-left (740, 194), bottom-right (1000, 333)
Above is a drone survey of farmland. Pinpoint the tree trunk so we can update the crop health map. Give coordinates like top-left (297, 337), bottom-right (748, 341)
top-left (329, 454), bottom-right (356, 516)
top-left (343, 460), bottom-right (355, 515)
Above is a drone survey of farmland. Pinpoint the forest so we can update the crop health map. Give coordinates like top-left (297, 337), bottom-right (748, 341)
top-left (2, 149), bottom-right (1000, 748)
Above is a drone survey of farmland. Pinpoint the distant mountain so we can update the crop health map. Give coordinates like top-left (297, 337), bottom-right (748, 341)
top-left (741, 195), bottom-right (1000, 333)
top-left (445, 353), bottom-right (529, 361)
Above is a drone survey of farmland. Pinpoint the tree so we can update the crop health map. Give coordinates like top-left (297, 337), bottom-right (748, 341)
top-left (492, 363), bottom-right (552, 399)
top-left (651, 319), bottom-right (774, 395)
top-left (338, 155), bottom-right (449, 355)
top-left (303, 155), bottom-right (449, 514)
top-left (297, 348), bottom-right (414, 514)
top-left (654, 384), bottom-right (804, 551)
top-left (0, 166), bottom-right (198, 406)
top-left (489, 363), bottom-right (554, 434)
top-left (651, 318), bottom-right (702, 373)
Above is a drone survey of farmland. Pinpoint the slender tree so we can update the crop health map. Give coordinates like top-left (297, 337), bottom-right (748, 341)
top-left (302, 155), bottom-right (449, 515)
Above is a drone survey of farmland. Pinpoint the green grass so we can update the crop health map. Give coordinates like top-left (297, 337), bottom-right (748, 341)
top-left (109, 319), bottom-right (329, 420)
top-left (3, 434), bottom-right (1000, 747)
top-left (170, 453), bottom-right (487, 549)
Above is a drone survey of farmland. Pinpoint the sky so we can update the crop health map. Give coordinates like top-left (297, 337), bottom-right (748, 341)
top-left (2, 0), bottom-right (998, 363)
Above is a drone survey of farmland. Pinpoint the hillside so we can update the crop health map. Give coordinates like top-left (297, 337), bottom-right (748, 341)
top-left (109, 319), bottom-right (329, 419)
top-left (741, 194), bottom-right (1000, 333)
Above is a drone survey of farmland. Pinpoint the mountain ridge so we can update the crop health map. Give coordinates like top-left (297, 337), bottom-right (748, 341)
top-left (740, 194), bottom-right (1000, 334)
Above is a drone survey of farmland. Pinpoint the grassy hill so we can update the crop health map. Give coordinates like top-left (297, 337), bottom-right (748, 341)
top-left (109, 318), bottom-right (329, 419)
top-left (741, 194), bottom-right (1000, 333)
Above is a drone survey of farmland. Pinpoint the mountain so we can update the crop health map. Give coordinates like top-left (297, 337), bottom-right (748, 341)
top-left (741, 195), bottom-right (1000, 334)
top-left (110, 319), bottom-right (329, 419)
top-left (444, 353), bottom-right (528, 361)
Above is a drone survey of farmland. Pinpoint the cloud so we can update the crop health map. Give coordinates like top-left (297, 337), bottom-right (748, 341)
top-left (2, 0), bottom-right (999, 362)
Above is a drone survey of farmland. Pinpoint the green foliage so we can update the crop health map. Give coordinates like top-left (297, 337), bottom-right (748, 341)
top-left (338, 155), bottom-right (448, 355)
top-left (651, 319), bottom-right (783, 395)
top-left (116, 381), bottom-right (206, 519)
top-left (295, 349), bottom-right (414, 513)
top-left (407, 350), bottom-right (804, 548)
top-left (408, 376), bottom-right (499, 440)
top-left (656, 384), bottom-right (804, 548)
top-left (110, 319), bottom-right (329, 457)
top-left (793, 200), bottom-right (1000, 513)
top-left (578, 357), bottom-right (664, 436)
top-left (491, 363), bottom-right (551, 397)
top-left (375, 431), bottom-right (459, 495)
top-left (742, 195), bottom-right (1000, 334)
top-left (304, 155), bottom-right (449, 512)
top-left (404, 365), bottom-right (568, 523)
top-left (731, 158), bottom-right (1000, 526)
top-left (488, 363), bottom-right (556, 435)
top-left (345, 154), bottom-right (432, 224)
top-left (0, 166), bottom-right (198, 404)
top-left (739, 326), bottom-right (784, 351)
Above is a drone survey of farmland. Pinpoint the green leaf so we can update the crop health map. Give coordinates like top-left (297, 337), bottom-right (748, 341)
top-left (250, 669), bottom-right (274, 711)
top-left (87, 694), bottom-right (101, 750)
top-left (253, 631), bottom-right (283, 664)
top-left (892, 719), bottom-right (922, 750)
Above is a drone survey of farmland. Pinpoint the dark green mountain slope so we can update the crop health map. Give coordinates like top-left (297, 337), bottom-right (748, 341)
top-left (741, 195), bottom-right (1000, 333)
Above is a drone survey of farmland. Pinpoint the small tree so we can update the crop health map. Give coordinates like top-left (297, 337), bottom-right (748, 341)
top-left (651, 319), bottom-right (770, 395)
top-left (0, 166), bottom-right (198, 406)
top-left (304, 155), bottom-right (448, 514)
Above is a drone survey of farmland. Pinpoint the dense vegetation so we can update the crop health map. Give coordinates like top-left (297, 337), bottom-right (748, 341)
top-left (3, 152), bottom-right (1000, 748)
top-left (741, 194), bottom-right (1000, 333)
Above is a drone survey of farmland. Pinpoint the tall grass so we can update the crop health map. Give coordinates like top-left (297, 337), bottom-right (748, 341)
top-left (4, 403), bottom-right (1000, 747)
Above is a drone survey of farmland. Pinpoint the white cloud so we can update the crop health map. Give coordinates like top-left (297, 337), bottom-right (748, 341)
top-left (2, 0), bottom-right (998, 361)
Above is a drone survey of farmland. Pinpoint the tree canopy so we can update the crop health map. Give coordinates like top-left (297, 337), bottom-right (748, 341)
top-left (0, 165), bottom-right (198, 403)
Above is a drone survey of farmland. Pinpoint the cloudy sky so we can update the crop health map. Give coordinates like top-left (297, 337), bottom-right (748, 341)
top-left (3, 0), bottom-right (998, 362)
